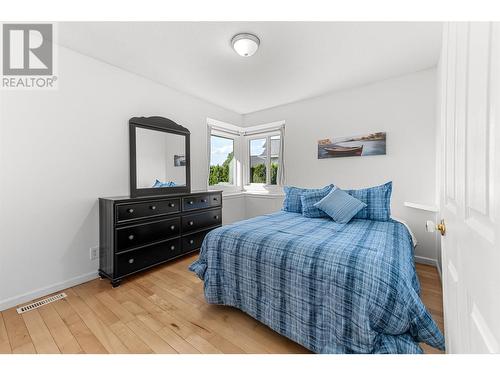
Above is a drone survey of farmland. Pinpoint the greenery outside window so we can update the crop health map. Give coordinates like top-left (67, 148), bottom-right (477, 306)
top-left (209, 135), bottom-right (235, 186)
top-left (249, 134), bottom-right (280, 185)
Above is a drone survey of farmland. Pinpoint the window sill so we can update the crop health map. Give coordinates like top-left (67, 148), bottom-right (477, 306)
top-left (244, 191), bottom-right (284, 197)
top-left (222, 191), bottom-right (245, 199)
top-left (244, 184), bottom-right (283, 195)
top-left (221, 190), bottom-right (284, 199)
top-left (208, 185), bottom-right (240, 193)
top-left (404, 201), bottom-right (439, 212)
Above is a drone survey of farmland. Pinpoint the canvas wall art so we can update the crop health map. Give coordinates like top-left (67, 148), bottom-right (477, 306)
top-left (318, 132), bottom-right (386, 159)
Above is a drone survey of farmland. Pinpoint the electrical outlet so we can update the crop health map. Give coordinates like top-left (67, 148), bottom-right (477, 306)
top-left (90, 246), bottom-right (99, 260)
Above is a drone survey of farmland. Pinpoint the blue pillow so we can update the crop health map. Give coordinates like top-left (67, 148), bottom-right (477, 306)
top-left (300, 187), bottom-right (335, 218)
top-left (152, 180), bottom-right (177, 188)
top-left (345, 181), bottom-right (392, 221)
top-left (283, 185), bottom-right (333, 213)
top-left (314, 187), bottom-right (367, 223)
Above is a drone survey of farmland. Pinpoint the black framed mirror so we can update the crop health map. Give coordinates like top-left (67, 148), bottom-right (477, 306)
top-left (129, 116), bottom-right (191, 198)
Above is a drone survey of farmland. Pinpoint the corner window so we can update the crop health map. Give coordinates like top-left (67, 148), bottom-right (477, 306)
top-left (248, 134), bottom-right (281, 186)
top-left (207, 119), bottom-right (284, 192)
top-left (209, 135), bottom-right (235, 186)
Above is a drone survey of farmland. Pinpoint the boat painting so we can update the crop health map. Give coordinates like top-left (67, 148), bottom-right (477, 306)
top-left (323, 145), bottom-right (364, 157)
top-left (318, 132), bottom-right (386, 159)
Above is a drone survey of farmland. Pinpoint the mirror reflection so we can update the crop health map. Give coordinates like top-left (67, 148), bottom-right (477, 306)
top-left (135, 127), bottom-right (187, 189)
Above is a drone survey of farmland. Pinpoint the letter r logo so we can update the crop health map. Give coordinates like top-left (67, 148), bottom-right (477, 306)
top-left (2, 24), bottom-right (53, 75)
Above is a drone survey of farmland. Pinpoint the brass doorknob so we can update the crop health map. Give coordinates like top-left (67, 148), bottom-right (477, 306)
top-left (436, 219), bottom-right (446, 236)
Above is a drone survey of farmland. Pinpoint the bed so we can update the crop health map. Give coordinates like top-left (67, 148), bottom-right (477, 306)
top-left (189, 211), bottom-right (445, 354)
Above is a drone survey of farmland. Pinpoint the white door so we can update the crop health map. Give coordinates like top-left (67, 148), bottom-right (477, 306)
top-left (439, 22), bottom-right (500, 353)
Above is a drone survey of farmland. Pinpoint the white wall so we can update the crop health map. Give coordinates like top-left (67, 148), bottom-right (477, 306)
top-left (245, 194), bottom-right (284, 219)
top-left (221, 194), bottom-right (247, 225)
top-left (243, 69), bottom-right (440, 262)
top-left (0, 46), bottom-right (241, 310)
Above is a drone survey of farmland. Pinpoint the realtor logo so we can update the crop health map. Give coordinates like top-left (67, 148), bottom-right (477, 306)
top-left (1, 23), bottom-right (57, 89)
top-left (3, 24), bottom-right (53, 75)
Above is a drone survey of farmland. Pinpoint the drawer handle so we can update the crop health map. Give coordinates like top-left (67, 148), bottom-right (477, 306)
top-left (189, 239), bottom-right (194, 245)
top-left (128, 234), bottom-right (135, 240)
top-left (188, 221), bottom-right (194, 226)
top-left (127, 208), bottom-right (134, 214)
top-left (188, 201), bottom-right (194, 205)
top-left (128, 258), bottom-right (134, 264)
top-left (170, 245), bottom-right (176, 251)
top-left (214, 215), bottom-right (219, 220)
top-left (150, 205), bottom-right (156, 210)
top-left (170, 225), bottom-right (175, 230)
top-left (201, 199), bottom-right (207, 203)
top-left (169, 202), bottom-right (175, 208)
top-left (213, 197), bottom-right (218, 201)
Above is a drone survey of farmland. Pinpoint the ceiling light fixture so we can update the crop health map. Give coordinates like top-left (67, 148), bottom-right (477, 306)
top-left (231, 33), bottom-right (260, 57)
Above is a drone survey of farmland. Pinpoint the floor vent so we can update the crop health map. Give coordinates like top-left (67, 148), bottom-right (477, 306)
top-left (16, 293), bottom-right (67, 314)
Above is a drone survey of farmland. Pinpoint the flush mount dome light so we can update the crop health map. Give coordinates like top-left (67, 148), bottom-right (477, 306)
top-left (231, 33), bottom-right (260, 57)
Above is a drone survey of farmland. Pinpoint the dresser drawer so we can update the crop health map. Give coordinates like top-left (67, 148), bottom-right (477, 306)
top-left (182, 195), bottom-right (211, 211)
top-left (116, 198), bottom-right (180, 223)
top-left (182, 229), bottom-right (213, 253)
top-left (116, 238), bottom-right (181, 277)
top-left (182, 209), bottom-right (221, 233)
top-left (209, 193), bottom-right (222, 207)
top-left (116, 217), bottom-right (180, 253)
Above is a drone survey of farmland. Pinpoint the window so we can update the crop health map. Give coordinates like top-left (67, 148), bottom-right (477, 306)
top-left (209, 135), bottom-right (235, 186)
top-left (207, 119), bottom-right (284, 192)
top-left (249, 134), bottom-right (281, 185)
top-left (249, 138), bottom-right (266, 183)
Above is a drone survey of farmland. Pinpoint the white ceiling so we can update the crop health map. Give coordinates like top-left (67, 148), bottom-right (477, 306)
top-left (58, 22), bottom-right (442, 114)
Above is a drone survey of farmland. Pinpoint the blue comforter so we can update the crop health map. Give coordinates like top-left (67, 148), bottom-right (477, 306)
top-left (189, 211), bottom-right (445, 354)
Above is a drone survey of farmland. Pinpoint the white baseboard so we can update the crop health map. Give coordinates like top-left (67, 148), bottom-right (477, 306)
top-left (0, 271), bottom-right (98, 312)
top-left (414, 255), bottom-right (438, 267)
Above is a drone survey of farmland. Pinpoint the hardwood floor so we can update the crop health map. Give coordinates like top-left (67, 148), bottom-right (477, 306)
top-left (0, 254), bottom-right (444, 354)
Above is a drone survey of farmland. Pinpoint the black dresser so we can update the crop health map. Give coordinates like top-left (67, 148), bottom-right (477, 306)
top-left (98, 191), bottom-right (222, 287)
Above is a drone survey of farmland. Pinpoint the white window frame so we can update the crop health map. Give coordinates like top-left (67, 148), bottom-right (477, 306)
top-left (207, 119), bottom-right (243, 193)
top-left (243, 120), bottom-right (285, 193)
top-left (246, 131), bottom-right (281, 187)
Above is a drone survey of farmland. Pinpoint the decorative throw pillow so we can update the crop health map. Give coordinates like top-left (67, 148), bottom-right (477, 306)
top-left (314, 187), bottom-right (367, 223)
top-left (300, 187), bottom-right (335, 218)
top-left (282, 185), bottom-right (333, 213)
top-left (152, 179), bottom-right (177, 188)
top-left (345, 181), bottom-right (392, 221)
